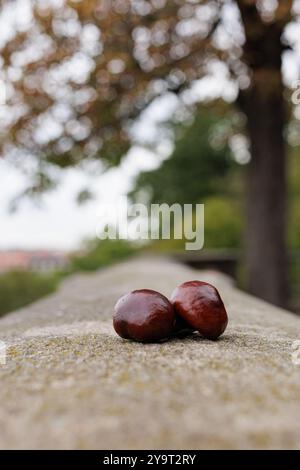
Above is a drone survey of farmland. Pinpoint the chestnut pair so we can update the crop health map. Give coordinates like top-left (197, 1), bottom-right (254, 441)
top-left (113, 280), bottom-right (228, 343)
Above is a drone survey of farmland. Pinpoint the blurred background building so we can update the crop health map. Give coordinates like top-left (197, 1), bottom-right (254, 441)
top-left (0, 250), bottom-right (69, 273)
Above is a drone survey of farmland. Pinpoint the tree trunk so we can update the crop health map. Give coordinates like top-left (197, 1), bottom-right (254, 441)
top-left (239, 74), bottom-right (288, 307)
top-left (236, 1), bottom-right (290, 307)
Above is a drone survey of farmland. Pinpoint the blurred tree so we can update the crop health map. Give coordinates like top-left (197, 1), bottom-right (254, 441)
top-left (130, 105), bottom-right (237, 205)
top-left (0, 0), bottom-right (296, 306)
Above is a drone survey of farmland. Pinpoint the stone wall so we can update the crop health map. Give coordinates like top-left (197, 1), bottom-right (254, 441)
top-left (0, 256), bottom-right (299, 449)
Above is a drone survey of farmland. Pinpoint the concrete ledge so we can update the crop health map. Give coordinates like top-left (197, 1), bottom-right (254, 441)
top-left (0, 256), bottom-right (300, 449)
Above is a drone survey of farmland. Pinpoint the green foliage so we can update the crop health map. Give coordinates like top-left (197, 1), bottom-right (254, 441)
top-left (0, 270), bottom-right (60, 317)
top-left (130, 108), bottom-right (237, 206)
top-left (289, 256), bottom-right (300, 303)
top-left (288, 199), bottom-right (300, 250)
top-left (145, 196), bottom-right (242, 252)
top-left (71, 239), bottom-right (137, 272)
top-left (287, 146), bottom-right (300, 305)
top-left (204, 197), bottom-right (243, 249)
top-left (288, 147), bottom-right (300, 250)
top-left (130, 106), bottom-right (242, 252)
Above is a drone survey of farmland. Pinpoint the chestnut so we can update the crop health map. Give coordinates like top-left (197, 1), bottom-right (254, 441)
top-left (171, 280), bottom-right (228, 340)
top-left (113, 289), bottom-right (175, 342)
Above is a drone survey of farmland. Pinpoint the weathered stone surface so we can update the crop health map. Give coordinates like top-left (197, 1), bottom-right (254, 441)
top-left (0, 256), bottom-right (300, 449)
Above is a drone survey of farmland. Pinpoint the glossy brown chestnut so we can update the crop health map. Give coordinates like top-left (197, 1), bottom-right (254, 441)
top-left (171, 280), bottom-right (228, 340)
top-left (113, 289), bottom-right (175, 342)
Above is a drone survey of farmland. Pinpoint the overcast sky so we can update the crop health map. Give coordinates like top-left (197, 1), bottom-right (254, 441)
top-left (0, 148), bottom-right (156, 250)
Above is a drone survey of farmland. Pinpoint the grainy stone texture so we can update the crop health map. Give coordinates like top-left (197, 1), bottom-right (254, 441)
top-left (0, 256), bottom-right (300, 450)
